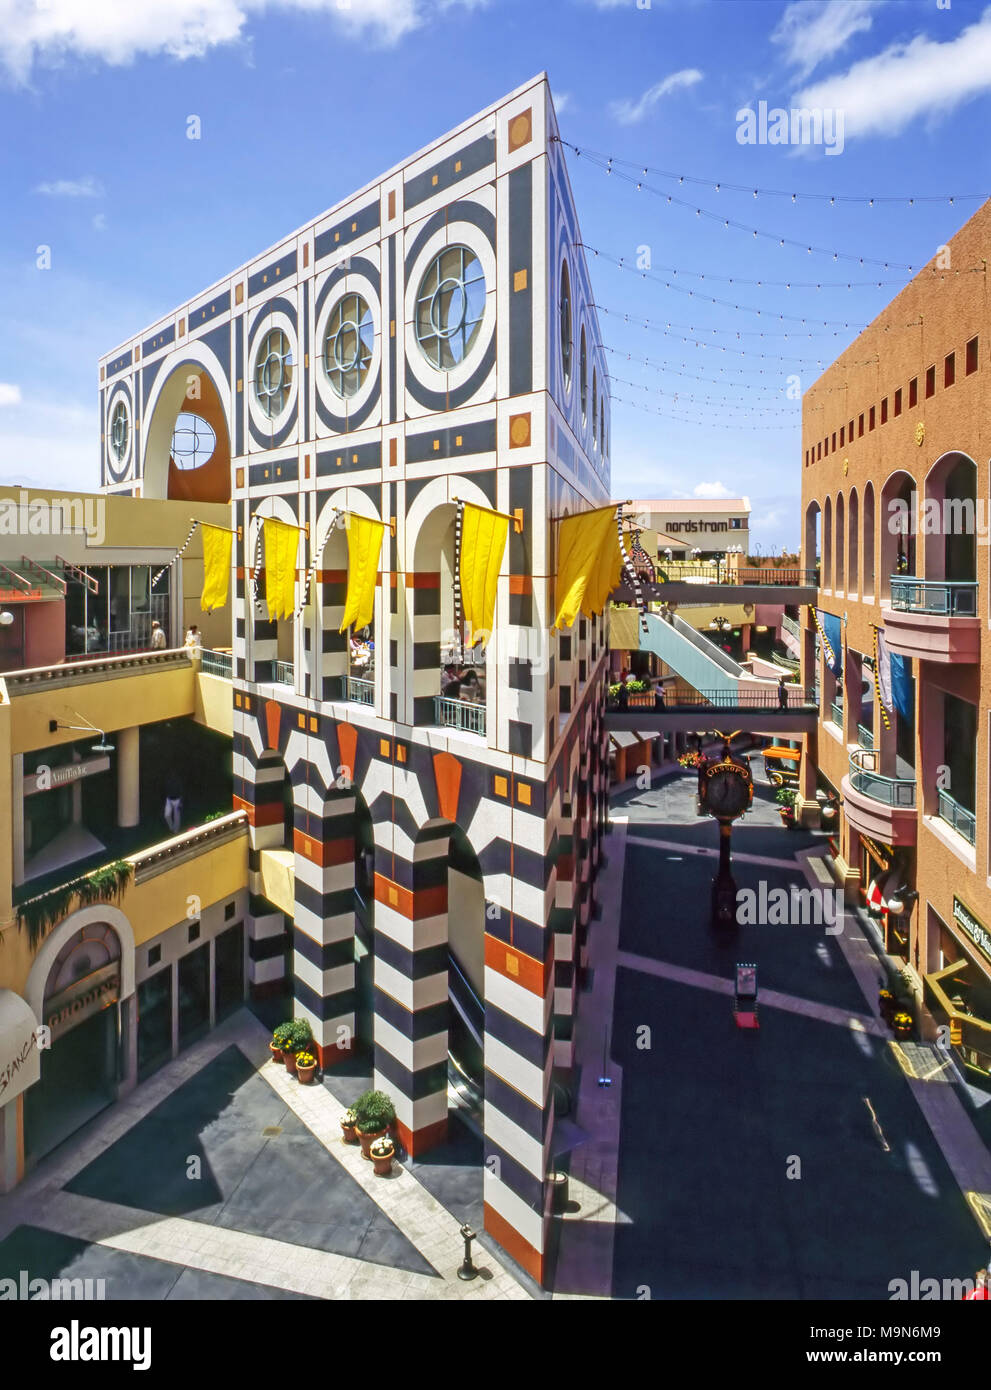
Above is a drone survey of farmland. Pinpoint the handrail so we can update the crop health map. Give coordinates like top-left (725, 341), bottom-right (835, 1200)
top-left (606, 686), bottom-right (817, 711)
top-left (890, 576), bottom-right (978, 616)
top-left (3, 648), bottom-right (191, 691)
top-left (937, 789), bottom-right (977, 845)
top-left (848, 748), bottom-right (916, 807)
top-left (132, 811), bottom-right (248, 882)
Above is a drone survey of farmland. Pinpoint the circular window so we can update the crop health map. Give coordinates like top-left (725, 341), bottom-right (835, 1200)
top-left (324, 293), bottom-right (374, 399)
top-left (254, 328), bottom-right (294, 420)
top-left (560, 260), bottom-right (572, 390)
top-left (110, 399), bottom-right (129, 463)
top-left (171, 412), bottom-right (216, 469)
top-left (592, 370), bottom-right (598, 450)
top-left (416, 245), bottom-right (486, 370)
top-left (580, 327), bottom-right (588, 424)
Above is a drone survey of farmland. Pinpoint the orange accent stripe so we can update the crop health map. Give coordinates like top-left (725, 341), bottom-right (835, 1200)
top-left (484, 936), bottom-right (549, 997)
top-left (484, 1202), bottom-right (544, 1285)
top-left (292, 830), bottom-right (354, 866)
top-left (317, 569), bottom-right (348, 583)
top-left (395, 1116), bottom-right (448, 1157)
top-left (405, 571), bottom-right (440, 589)
top-left (509, 575), bottom-right (533, 595)
top-left (373, 874), bottom-right (448, 920)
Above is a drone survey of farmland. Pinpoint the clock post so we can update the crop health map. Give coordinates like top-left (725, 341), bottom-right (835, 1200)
top-left (696, 738), bottom-right (754, 932)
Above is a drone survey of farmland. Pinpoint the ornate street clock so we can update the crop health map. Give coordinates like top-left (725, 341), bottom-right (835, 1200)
top-left (696, 742), bottom-right (754, 930)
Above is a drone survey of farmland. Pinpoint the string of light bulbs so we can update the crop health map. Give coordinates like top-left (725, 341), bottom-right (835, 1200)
top-left (600, 344), bottom-right (808, 390)
top-left (561, 144), bottom-right (918, 270)
top-left (596, 305), bottom-right (830, 363)
top-left (606, 372), bottom-right (798, 416)
top-left (579, 241), bottom-right (905, 293)
top-left (609, 391), bottom-right (799, 431)
top-left (593, 301), bottom-right (849, 341)
top-left (554, 139), bottom-right (988, 208)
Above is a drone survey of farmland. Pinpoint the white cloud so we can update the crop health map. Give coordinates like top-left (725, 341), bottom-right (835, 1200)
top-left (553, 91), bottom-right (572, 116)
top-left (771, 0), bottom-right (879, 80)
top-left (693, 480), bottom-right (733, 500)
top-left (0, 0), bottom-right (484, 81)
top-left (0, 383), bottom-right (22, 407)
top-left (794, 6), bottom-right (991, 139)
top-left (33, 175), bottom-right (103, 197)
top-left (609, 68), bottom-right (703, 125)
top-left (0, 399), bottom-right (98, 491)
top-left (92, 212), bottom-right (107, 231)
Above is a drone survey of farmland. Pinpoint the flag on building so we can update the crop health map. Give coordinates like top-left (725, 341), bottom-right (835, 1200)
top-left (339, 514), bottom-right (385, 633)
top-left (459, 502), bottom-right (509, 647)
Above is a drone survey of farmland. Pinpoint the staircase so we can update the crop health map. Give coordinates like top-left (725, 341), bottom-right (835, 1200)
top-left (637, 612), bottom-right (795, 705)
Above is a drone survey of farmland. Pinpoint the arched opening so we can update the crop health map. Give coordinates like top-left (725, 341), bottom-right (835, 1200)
top-left (315, 506), bottom-right (376, 706)
top-left (143, 364), bottom-right (231, 503)
top-left (835, 492), bottom-right (846, 595)
top-left (411, 503), bottom-right (487, 734)
top-left (880, 471), bottom-right (917, 600)
top-left (862, 482), bottom-right (876, 600)
top-left (24, 922), bottom-right (122, 1164)
top-left (924, 452), bottom-right (977, 585)
top-left (803, 500), bottom-right (821, 580)
top-left (847, 488), bottom-right (859, 597)
top-left (249, 507), bottom-right (300, 686)
top-left (823, 496), bottom-right (833, 591)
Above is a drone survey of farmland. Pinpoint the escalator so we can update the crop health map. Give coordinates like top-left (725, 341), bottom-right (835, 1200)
top-left (448, 950), bottom-right (484, 1126)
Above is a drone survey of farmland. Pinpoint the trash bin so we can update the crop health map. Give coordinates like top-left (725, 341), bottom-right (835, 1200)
top-left (548, 1171), bottom-right (569, 1214)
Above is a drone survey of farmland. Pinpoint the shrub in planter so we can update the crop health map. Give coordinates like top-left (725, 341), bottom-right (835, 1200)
top-left (892, 1010), bottom-right (914, 1038)
top-left (776, 787), bottom-right (797, 827)
top-left (282, 1019), bottom-right (312, 1075)
top-left (353, 1089), bottom-right (396, 1159)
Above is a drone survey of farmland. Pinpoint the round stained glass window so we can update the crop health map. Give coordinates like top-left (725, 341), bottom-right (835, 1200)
top-left (416, 245), bottom-right (486, 371)
top-left (254, 328), bottom-right (294, 420)
top-left (324, 294), bottom-right (374, 399)
top-left (110, 400), bottom-right (129, 462)
top-left (560, 260), bottom-right (572, 389)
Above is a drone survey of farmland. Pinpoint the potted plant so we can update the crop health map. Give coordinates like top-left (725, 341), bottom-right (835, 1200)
top-left (369, 1134), bottom-right (395, 1176)
top-left (295, 1050), bottom-right (317, 1084)
top-left (777, 787), bottom-right (797, 828)
top-left (878, 988), bottom-right (895, 1025)
top-left (892, 1010), bottom-right (914, 1040)
top-left (281, 1018), bottom-right (312, 1077)
top-left (270, 1022), bottom-right (292, 1064)
top-left (340, 1109), bottom-right (359, 1144)
top-left (353, 1089), bottom-right (396, 1159)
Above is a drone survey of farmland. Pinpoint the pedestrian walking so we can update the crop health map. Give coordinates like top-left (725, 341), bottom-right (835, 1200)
top-left (163, 773), bottom-right (183, 834)
top-left (184, 624), bottom-right (203, 649)
top-left (654, 683), bottom-right (666, 711)
top-left (618, 681), bottom-right (629, 711)
top-left (150, 620), bottom-right (166, 650)
top-left (778, 676), bottom-right (788, 709)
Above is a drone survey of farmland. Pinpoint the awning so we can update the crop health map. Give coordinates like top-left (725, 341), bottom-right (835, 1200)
top-left (0, 990), bottom-right (41, 1104)
top-left (609, 730), bottom-right (649, 749)
top-left (0, 559), bottom-right (66, 603)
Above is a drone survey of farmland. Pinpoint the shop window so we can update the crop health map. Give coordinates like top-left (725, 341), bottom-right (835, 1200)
top-left (966, 336), bottom-right (978, 375)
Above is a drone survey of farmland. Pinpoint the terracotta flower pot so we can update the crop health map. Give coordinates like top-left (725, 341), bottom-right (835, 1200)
top-left (371, 1147), bottom-right (395, 1177)
top-left (284, 1050), bottom-right (298, 1076)
top-left (341, 1121), bottom-right (359, 1145)
top-left (359, 1126), bottom-right (387, 1159)
top-left (269, 1044), bottom-right (284, 1065)
top-left (297, 1062), bottom-right (316, 1084)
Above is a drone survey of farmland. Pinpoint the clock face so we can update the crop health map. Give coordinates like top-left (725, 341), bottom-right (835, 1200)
top-left (705, 767), bottom-right (751, 819)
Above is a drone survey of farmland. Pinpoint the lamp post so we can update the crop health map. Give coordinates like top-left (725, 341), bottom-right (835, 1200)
top-left (457, 1223), bottom-right (479, 1281)
top-left (709, 616), bottom-right (731, 636)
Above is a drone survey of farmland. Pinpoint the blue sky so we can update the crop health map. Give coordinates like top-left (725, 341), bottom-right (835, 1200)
top-left (0, 0), bottom-right (989, 550)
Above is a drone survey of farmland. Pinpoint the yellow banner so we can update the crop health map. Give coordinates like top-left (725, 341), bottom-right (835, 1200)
top-left (460, 503), bottom-right (509, 647)
top-left (264, 517), bottom-right (299, 621)
top-left (554, 505), bottom-right (619, 629)
top-left (200, 524), bottom-right (232, 612)
top-left (340, 514), bottom-right (386, 633)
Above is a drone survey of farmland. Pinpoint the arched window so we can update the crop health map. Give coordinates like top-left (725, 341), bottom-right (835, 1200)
top-left (415, 245), bottom-right (486, 370)
top-left (254, 328), bottom-right (294, 420)
top-left (324, 293), bottom-right (374, 398)
top-left (560, 260), bottom-right (572, 390)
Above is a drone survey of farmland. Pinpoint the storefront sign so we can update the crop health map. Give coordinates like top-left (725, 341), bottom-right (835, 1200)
top-left (859, 835), bottom-right (893, 872)
top-left (0, 991), bottom-right (41, 1102)
top-left (44, 964), bottom-right (120, 1042)
top-left (24, 755), bottom-right (110, 797)
top-left (952, 897), bottom-right (991, 968)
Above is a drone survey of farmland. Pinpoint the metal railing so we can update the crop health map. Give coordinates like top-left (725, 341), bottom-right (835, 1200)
top-left (781, 613), bottom-right (801, 640)
top-left (272, 660), bottom-right (294, 686)
top-left (830, 700), bottom-right (844, 728)
top-left (434, 695), bottom-right (486, 735)
top-left (848, 748), bottom-right (916, 807)
top-left (606, 686), bottom-right (817, 712)
top-left (342, 675), bottom-right (374, 705)
top-left (857, 723), bottom-right (874, 751)
top-left (199, 648), bottom-right (232, 679)
top-left (890, 576), bottom-right (978, 615)
top-left (937, 789), bottom-right (977, 845)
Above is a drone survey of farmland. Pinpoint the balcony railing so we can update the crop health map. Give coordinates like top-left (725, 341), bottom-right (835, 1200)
top-left (606, 686), bottom-right (817, 712)
top-left (271, 660), bottom-right (294, 686)
top-left (341, 675), bottom-right (374, 706)
top-left (830, 700), bottom-right (844, 729)
top-left (937, 789), bottom-right (977, 845)
top-left (857, 723), bottom-right (874, 751)
top-left (198, 648), bottom-right (232, 679)
top-left (848, 749), bottom-right (916, 807)
top-left (890, 576), bottom-right (978, 615)
top-left (434, 695), bottom-right (486, 736)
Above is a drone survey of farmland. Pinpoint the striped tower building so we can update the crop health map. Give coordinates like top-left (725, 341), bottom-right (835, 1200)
top-left (99, 73), bottom-right (612, 1285)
